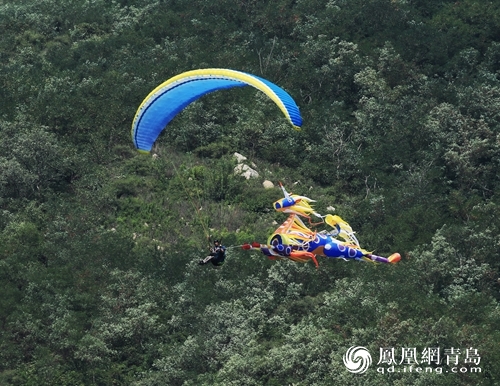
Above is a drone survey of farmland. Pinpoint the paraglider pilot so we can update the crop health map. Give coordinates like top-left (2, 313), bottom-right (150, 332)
top-left (199, 240), bottom-right (226, 266)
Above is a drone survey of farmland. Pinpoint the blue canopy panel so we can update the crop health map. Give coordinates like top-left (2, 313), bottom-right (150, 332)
top-left (132, 78), bottom-right (246, 152)
top-left (250, 74), bottom-right (302, 128)
top-left (131, 69), bottom-right (302, 153)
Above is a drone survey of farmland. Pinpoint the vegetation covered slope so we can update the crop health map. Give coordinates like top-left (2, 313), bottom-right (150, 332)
top-left (0, 0), bottom-right (499, 384)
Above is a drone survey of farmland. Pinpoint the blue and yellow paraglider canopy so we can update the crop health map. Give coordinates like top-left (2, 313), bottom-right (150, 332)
top-left (131, 68), bottom-right (302, 153)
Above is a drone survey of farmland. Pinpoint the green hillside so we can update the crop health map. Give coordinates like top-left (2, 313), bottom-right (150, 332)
top-left (0, 0), bottom-right (499, 384)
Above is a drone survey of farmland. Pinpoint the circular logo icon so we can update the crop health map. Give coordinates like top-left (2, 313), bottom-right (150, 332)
top-left (343, 346), bottom-right (372, 374)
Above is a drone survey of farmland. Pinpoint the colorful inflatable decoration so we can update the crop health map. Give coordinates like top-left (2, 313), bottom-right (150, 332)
top-left (243, 183), bottom-right (401, 268)
top-left (131, 68), bottom-right (302, 153)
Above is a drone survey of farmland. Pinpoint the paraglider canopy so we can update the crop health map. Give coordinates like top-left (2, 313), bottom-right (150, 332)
top-left (131, 68), bottom-right (302, 153)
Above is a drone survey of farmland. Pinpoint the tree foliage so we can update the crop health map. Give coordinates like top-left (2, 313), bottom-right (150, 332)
top-left (1, 0), bottom-right (499, 384)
